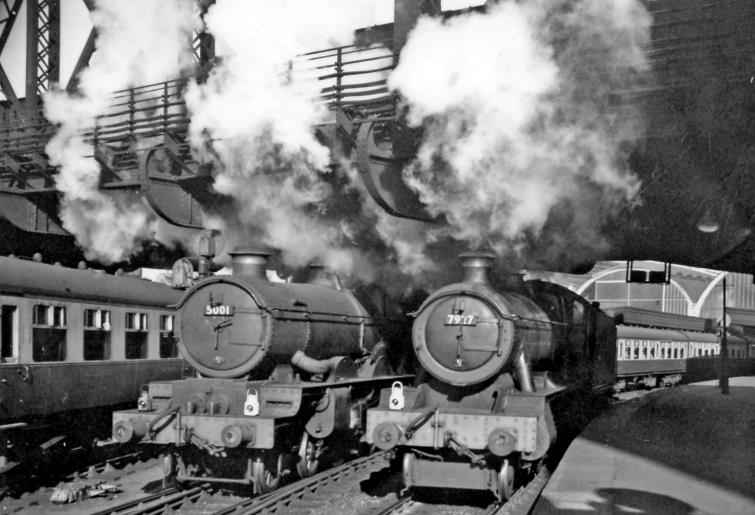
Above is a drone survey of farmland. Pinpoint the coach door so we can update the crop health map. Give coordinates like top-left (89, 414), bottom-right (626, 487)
top-left (0, 305), bottom-right (18, 362)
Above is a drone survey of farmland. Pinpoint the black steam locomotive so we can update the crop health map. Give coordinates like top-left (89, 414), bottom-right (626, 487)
top-left (111, 248), bottom-right (415, 492)
top-left (366, 253), bottom-right (616, 501)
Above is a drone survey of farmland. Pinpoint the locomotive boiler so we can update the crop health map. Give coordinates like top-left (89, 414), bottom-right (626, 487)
top-left (366, 253), bottom-right (616, 501)
top-left (111, 248), bottom-right (414, 491)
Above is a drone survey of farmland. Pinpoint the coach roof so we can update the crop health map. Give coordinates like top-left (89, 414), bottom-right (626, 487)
top-left (0, 257), bottom-right (181, 307)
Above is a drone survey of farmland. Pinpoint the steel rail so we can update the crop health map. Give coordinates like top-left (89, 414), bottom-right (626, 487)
top-left (493, 466), bottom-right (551, 515)
top-left (87, 485), bottom-right (209, 515)
top-left (215, 450), bottom-right (391, 515)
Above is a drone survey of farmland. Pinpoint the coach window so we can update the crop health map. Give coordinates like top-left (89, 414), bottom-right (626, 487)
top-left (125, 312), bottom-right (148, 359)
top-left (0, 305), bottom-right (18, 362)
top-left (650, 347), bottom-right (655, 358)
top-left (84, 309), bottom-right (111, 360)
top-left (32, 304), bottom-right (66, 361)
top-left (680, 348), bottom-right (684, 359)
top-left (159, 315), bottom-right (178, 358)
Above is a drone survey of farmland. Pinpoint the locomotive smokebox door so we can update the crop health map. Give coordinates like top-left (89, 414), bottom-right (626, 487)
top-left (413, 292), bottom-right (514, 386)
top-left (178, 281), bottom-right (270, 378)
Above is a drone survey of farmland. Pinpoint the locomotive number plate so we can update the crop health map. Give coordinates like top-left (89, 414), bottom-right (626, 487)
top-left (205, 304), bottom-right (234, 316)
top-left (444, 314), bottom-right (478, 326)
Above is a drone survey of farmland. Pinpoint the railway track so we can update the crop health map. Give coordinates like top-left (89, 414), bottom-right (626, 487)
top-left (367, 465), bottom-right (550, 515)
top-left (88, 484), bottom-right (213, 515)
top-left (10, 448), bottom-right (550, 515)
top-left (85, 452), bottom-right (552, 515)
top-left (86, 451), bottom-right (392, 515)
top-left (220, 451), bottom-right (392, 515)
top-left (0, 448), bottom-right (161, 514)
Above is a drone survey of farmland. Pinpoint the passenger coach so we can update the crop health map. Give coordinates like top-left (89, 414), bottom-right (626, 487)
top-left (0, 256), bottom-right (188, 472)
top-left (609, 307), bottom-right (720, 390)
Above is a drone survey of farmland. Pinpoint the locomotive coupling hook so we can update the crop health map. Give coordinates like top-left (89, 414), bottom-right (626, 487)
top-left (145, 406), bottom-right (180, 440)
top-left (447, 433), bottom-right (486, 466)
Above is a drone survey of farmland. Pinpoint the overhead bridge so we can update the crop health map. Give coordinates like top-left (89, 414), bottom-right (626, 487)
top-left (0, 0), bottom-right (752, 273)
top-left (0, 30), bottom-right (432, 234)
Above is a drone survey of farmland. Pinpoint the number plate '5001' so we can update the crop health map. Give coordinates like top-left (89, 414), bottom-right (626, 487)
top-left (205, 305), bottom-right (234, 316)
top-left (445, 314), bottom-right (478, 326)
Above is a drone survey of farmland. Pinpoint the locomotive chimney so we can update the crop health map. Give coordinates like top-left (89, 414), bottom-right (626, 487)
top-left (460, 252), bottom-right (496, 284)
top-left (228, 247), bottom-right (270, 278)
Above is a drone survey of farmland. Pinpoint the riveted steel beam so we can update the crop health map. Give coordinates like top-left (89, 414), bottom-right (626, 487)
top-left (66, 27), bottom-right (95, 93)
top-left (25, 0), bottom-right (60, 109)
top-left (194, 0), bottom-right (216, 79)
top-left (393, 0), bottom-right (440, 57)
top-left (0, 190), bottom-right (65, 234)
top-left (65, 0), bottom-right (96, 92)
top-left (0, 0), bottom-right (24, 110)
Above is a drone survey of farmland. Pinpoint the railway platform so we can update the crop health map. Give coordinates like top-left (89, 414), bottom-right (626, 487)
top-left (532, 377), bottom-right (755, 515)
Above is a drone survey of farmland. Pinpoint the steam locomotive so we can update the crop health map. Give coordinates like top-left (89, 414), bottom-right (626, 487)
top-left (365, 253), bottom-right (616, 501)
top-left (111, 248), bottom-right (415, 492)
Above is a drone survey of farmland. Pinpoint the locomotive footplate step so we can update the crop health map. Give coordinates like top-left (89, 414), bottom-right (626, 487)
top-left (533, 377), bottom-right (755, 515)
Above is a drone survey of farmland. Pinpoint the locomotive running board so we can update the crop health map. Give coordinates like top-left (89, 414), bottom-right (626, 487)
top-left (289, 374), bottom-right (414, 389)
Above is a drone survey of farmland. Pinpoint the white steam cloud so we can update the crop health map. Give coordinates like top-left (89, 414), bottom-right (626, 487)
top-left (185, 0), bottom-right (381, 274)
top-left (388, 0), bottom-right (652, 270)
top-left (44, 0), bottom-right (196, 263)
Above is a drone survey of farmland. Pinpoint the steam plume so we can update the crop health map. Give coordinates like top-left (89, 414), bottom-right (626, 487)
top-left (388, 0), bottom-right (652, 271)
top-left (185, 0), bottom-right (382, 274)
top-left (44, 0), bottom-right (196, 263)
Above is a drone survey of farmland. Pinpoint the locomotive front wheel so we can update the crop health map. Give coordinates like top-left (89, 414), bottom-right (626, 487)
top-left (253, 453), bottom-right (283, 493)
top-left (498, 459), bottom-right (516, 500)
top-left (296, 433), bottom-right (320, 478)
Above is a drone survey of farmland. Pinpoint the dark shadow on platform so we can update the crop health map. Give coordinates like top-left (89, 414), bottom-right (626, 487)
top-left (576, 385), bottom-right (755, 502)
top-left (536, 488), bottom-right (696, 514)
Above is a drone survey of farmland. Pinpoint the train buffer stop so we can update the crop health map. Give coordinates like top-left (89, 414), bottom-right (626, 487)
top-left (533, 377), bottom-right (755, 515)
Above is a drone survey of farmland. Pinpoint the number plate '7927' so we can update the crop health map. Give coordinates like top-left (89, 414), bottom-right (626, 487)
top-left (444, 314), bottom-right (478, 326)
top-left (205, 304), bottom-right (234, 316)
